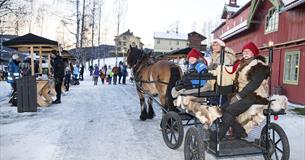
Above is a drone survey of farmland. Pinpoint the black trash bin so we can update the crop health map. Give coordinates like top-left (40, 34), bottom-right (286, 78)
top-left (16, 76), bottom-right (37, 113)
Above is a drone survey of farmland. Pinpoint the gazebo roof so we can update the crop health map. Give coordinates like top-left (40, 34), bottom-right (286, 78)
top-left (2, 33), bottom-right (58, 53)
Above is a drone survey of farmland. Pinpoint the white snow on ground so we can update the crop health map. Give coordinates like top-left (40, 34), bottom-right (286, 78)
top-left (0, 81), bottom-right (11, 101)
top-left (0, 57), bottom-right (304, 160)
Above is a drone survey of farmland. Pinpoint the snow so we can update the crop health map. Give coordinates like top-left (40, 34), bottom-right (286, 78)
top-left (0, 57), bottom-right (304, 160)
top-left (154, 32), bottom-right (188, 40)
top-left (0, 81), bottom-right (11, 101)
top-left (220, 20), bottom-right (248, 40)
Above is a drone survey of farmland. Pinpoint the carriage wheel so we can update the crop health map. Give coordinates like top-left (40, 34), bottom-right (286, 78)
top-left (260, 123), bottom-right (290, 160)
top-left (184, 127), bottom-right (205, 160)
top-left (161, 111), bottom-right (184, 149)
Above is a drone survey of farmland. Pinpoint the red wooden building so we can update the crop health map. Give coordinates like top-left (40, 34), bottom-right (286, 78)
top-left (212, 0), bottom-right (305, 105)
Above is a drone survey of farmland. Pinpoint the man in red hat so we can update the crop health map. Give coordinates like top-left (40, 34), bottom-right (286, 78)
top-left (172, 48), bottom-right (208, 97)
top-left (217, 42), bottom-right (270, 140)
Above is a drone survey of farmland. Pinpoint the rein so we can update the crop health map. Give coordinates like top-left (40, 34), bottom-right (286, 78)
top-left (132, 54), bottom-right (169, 88)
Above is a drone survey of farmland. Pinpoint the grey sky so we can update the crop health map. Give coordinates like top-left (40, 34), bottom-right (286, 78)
top-left (17, 0), bottom-right (250, 48)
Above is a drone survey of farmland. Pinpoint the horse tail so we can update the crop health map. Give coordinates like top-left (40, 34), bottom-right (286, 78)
top-left (166, 64), bottom-right (181, 111)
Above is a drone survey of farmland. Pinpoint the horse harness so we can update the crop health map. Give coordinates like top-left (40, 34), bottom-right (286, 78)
top-left (132, 54), bottom-right (169, 93)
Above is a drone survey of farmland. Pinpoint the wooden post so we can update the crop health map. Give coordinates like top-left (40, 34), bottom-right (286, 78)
top-left (48, 53), bottom-right (51, 76)
top-left (30, 46), bottom-right (35, 76)
top-left (39, 47), bottom-right (42, 74)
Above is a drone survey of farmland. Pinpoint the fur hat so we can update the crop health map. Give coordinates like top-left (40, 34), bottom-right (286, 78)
top-left (213, 39), bottom-right (225, 47)
top-left (242, 42), bottom-right (259, 56)
top-left (12, 54), bottom-right (19, 60)
top-left (187, 48), bottom-right (202, 59)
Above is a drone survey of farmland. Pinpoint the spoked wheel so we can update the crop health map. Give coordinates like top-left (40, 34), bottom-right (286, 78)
top-left (260, 123), bottom-right (290, 160)
top-left (184, 127), bottom-right (205, 160)
top-left (161, 111), bottom-right (184, 149)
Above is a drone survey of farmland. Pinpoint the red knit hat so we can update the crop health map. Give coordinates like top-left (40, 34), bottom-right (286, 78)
top-left (187, 48), bottom-right (202, 59)
top-left (242, 42), bottom-right (259, 56)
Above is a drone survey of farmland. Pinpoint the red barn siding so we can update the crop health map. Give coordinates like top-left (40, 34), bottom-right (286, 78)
top-left (213, 1), bottom-right (305, 105)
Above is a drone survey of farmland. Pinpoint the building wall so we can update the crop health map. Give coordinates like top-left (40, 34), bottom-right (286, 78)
top-left (188, 34), bottom-right (204, 51)
top-left (213, 1), bottom-right (305, 105)
top-left (115, 35), bottom-right (143, 54)
top-left (154, 38), bottom-right (188, 53)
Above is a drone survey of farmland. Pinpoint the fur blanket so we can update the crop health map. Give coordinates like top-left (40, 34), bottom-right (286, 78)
top-left (176, 95), bottom-right (288, 132)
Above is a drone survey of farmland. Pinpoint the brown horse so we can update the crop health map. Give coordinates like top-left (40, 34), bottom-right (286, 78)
top-left (126, 46), bottom-right (182, 120)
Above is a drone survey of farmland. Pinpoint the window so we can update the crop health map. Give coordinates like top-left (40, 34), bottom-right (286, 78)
top-left (284, 51), bottom-right (300, 85)
top-left (176, 41), bottom-right (179, 45)
top-left (170, 48), bottom-right (173, 50)
top-left (265, 7), bottom-right (279, 33)
top-left (157, 39), bottom-right (160, 44)
top-left (132, 42), bottom-right (136, 46)
top-left (117, 47), bottom-right (121, 51)
top-left (240, 17), bottom-right (243, 23)
top-left (123, 42), bottom-right (126, 46)
top-left (123, 36), bottom-right (127, 40)
top-left (118, 41), bottom-right (122, 45)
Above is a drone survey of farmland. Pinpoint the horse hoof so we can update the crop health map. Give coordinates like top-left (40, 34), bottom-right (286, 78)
top-left (140, 115), bottom-right (147, 121)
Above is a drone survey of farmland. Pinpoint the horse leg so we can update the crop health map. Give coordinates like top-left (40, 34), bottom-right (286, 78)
top-left (139, 93), bottom-right (148, 121)
top-left (147, 97), bottom-right (155, 119)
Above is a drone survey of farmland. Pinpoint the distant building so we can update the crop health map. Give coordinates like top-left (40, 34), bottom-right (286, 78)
top-left (212, 0), bottom-right (305, 105)
top-left (188, 31), bottom-right (206, 51)
top-left (153, 31), bottom-right (189, 53)
top-left (114, 29), bottom-right (143, 56)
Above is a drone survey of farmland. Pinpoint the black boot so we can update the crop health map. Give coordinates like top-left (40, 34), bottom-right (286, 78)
top-left (232, 121), bottom-right (248, 139)
top-left (52, 99), bottom-right (61, 104)
top-left (218, 113), bottom-right (234, 140)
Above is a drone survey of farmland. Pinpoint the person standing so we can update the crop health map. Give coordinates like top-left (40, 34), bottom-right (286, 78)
top-left (93, 64), bottom-right (99, 85)
top-left (51, 50), bottom-right (65, 104)
top-left (89, 65), bottom-right (94, 76)
top-left (7, 54), bottom-right (20, 106)
top-left (64, 66), bottom-right (71, 91)
top-left (118, 61), bottom-right (123, 84)
top-left (121, 64), bottom-right (128, 85)
top-left (79, 64), bottom-right (85, 81)
top-left (112, 65), bottom-right (120, 85)
top-left (107, 65), bottom-right (112, 84)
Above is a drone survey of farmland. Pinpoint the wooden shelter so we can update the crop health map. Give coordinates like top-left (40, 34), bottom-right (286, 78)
top-left (2, 33), bottom-right (59, 76)
top-left (157, 47), bottom-right (192, 60)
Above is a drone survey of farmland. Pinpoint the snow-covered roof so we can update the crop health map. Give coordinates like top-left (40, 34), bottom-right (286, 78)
top-left (226, 5), bottom-right (241, 12)
top-left (281, 0), bottom-right (305, 11)
top-left (220, 20), bottom-right (248, 40)
top-left (154, 32), bottom-right (188, 40)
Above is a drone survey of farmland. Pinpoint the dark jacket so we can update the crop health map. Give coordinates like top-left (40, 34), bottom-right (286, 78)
top-left (53, 55), bottom-right (65, 78)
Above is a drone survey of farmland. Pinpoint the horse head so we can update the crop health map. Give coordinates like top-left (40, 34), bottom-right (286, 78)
top-left (126, 45), bottom-right (143, 68)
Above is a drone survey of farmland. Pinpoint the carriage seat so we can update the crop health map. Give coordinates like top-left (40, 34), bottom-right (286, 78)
top-left (173, 72), bottom-right (234, 98)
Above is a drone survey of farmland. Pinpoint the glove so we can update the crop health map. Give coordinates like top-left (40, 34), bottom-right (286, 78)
top-left (207, 63), bottom-right (218, 70)
top-left (230, 94), bottom-right (241, 104)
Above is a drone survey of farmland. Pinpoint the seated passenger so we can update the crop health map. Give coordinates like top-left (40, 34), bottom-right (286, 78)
top-left (218, 42), bottom-right (270, 140)
top-left (172, 48), bottom-right (208, 97)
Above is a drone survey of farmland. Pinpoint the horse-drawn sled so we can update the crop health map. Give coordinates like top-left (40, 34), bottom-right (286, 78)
top-left (126, 45), bottom-right (290, 160)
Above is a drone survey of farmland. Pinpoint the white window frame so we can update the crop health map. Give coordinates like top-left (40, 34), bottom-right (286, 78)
top-left (283, 50), bottom-right (300, 85)
top-left (265, 7), bottom-right (279, 34)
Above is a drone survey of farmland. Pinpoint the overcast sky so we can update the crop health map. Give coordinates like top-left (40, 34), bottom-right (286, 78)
top-left (21, 0), bottom-right (250, 49)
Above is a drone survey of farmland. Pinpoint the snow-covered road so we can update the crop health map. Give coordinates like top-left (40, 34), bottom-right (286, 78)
top-left (0, 76), bottom-right (304, 160)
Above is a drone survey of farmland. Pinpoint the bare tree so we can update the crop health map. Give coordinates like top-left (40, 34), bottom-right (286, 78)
top-left (113, 0), bottom-right (128, 64)
top-left (97, 0), bottom-right (104, 67)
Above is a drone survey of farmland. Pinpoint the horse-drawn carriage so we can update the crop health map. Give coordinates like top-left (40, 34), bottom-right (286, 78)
top-left (126, 46), bottom-right (290, 160)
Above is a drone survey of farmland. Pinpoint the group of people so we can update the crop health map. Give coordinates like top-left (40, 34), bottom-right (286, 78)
top-left (90, 61), bottom-right (128, 86)
top-left (6, 50), bottom-right (85, 105)
top-left (172, 39), bottom-right (270, 140)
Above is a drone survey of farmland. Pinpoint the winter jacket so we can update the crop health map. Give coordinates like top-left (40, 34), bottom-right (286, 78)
top-left (73, 66), bottom-right (80, 75)
top-left (234, 56), bottom-right (270, 104)
top-left (7, 60), bottom-right (20, 84)
top-left (52, 55), bottom-right (65, 78)
top-left (93, 67), bottom-right (99, 77)
top-left (210, 47), bottom-right (236, 66)
top-left (65, 70), bottom-right (71, 82)
top-left (189, 62), bottom-right (207, 87)
top-left (112, 66), bottom-right (120, 75)
top-left (121, 65), bottom-right (128, 76)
